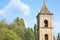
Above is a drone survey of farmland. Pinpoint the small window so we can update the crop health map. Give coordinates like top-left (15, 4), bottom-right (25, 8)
top-left (44, 20), bottom-right (48, 27)
top-left (45, 34), bottom-right (48, 40)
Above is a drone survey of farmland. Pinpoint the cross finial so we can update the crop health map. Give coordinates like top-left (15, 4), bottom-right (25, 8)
top-left (43, 0), bottom-right (46, 6)
top-left (44, 0), bottom-right (46, 4)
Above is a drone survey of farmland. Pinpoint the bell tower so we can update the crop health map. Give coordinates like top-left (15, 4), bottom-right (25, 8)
top-left (37, 0), bottom-right (53, 40)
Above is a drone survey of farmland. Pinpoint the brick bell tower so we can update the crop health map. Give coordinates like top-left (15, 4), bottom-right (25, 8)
top-left (36, 0), bottom-right (54, 40)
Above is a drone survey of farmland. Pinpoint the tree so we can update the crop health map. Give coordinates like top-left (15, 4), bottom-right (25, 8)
top-left (57, 33), bottom-right (60, 40)
top-left (25, 28), bottom-right (35, 40)
top-left (0, 28), bottom-right (23, 40)
top-left (34, 24), bottom-right (38, 40)
top-left (0, 20), bottom-right (8, 28)
top-left (54, 36), bottom-right (55, 40)
top-left (10, 17), bottom-right (26, 40)
top-left (0, 17), bottom-right (37, 40)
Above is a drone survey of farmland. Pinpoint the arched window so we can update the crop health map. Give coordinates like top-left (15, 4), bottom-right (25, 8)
top-left (45, 34), bottom-right (48, 40)
top-left (44, 20), bottom-right (48, 27)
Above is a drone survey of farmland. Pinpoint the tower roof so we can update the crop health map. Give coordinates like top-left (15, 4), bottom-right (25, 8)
top-left (37, 0), bottom-right (53, 18)
top-left (40, 0), bottom-right (51, 14)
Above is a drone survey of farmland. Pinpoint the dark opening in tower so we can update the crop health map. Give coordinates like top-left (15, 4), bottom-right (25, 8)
top-left (45, 34), bottom-right (48, 40)
top-left (44, 20), bottom-right (48, 27)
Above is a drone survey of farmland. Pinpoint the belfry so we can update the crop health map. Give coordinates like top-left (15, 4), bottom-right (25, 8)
top-left (36, 0), bottom-right (54, 40)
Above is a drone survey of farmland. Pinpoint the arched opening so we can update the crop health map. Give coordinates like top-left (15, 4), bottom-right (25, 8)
top-left (45, 34), bottom-right (48, 40)
top-left (44, 20), bottom-right (48, 27)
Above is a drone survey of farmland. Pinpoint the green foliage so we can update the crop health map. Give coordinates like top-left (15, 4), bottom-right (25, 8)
top-left (0, 28), bottom-right (22, 40)
top-left (12, 17), bottom-right (26, 40)
top-left (0, 17), bottom-right (35, 40)
top-left (25, 28), bottom-right (35, 40)
top-left (0, 20), bottom-right (8, 28)
top-left (54, 36), bottom-right (55, 40)
top-left (57, 33), bottom-right (60, 40)
top-left (34, 24), bottom-right (38, 40)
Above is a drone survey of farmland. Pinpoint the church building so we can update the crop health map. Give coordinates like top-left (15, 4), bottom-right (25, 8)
top-left (36, 0), bottom-right (54, 40)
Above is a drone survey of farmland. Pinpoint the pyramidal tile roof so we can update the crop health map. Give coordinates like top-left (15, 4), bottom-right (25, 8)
top-left (36, 0), bottom-right (53, 18)
top-left (40, 0), bottom-right (51, 14)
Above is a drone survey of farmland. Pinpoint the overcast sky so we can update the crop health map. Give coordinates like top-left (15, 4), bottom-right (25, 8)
top-left (0, 0), bottom-right (60, 37)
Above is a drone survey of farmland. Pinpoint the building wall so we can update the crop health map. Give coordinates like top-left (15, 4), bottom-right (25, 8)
top-left (40, 28), bottom-right (53, 40)
top-left (37, 14), bottom-right (53, 40)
